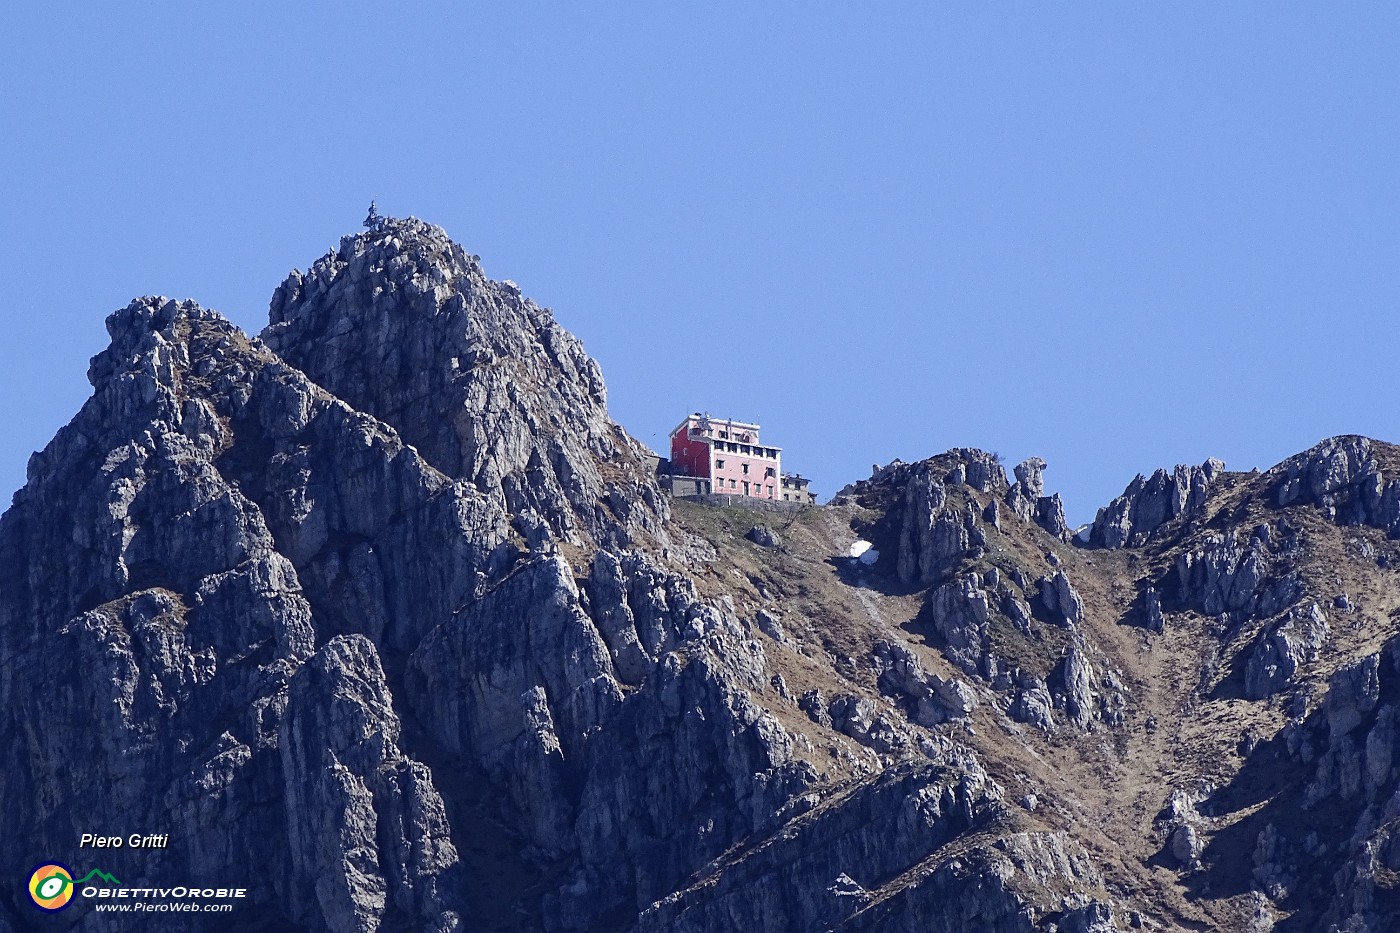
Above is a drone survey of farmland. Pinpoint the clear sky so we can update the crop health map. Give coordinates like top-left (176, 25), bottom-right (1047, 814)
top-left (3, 4), bottom-right (1397, 524)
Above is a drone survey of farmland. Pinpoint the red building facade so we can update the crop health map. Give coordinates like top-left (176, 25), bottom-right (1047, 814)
top-left (668, 414), bottom-right (782, 500)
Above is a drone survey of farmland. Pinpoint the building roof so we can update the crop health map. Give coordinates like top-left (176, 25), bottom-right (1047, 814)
top-left (670, 413), bottom-right (772, 445)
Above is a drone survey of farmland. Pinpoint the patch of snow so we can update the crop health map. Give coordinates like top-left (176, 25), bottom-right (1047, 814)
top-left (849, 540), bottom-right (872, 559)
top-left (1074, 524), bottom-right (1092, 544)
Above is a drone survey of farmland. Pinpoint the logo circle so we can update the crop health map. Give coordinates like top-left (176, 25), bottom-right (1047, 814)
top-left (28, 862), bottom-right (75, 912)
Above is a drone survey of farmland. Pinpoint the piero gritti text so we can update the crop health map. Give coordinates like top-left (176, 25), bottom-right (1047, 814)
top-left (79, 833), bottom-right (170, 849)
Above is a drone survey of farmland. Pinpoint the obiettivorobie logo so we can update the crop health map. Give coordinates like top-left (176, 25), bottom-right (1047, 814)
top-left (26, 859), bottom-right (247, 915)
top-left (28, 862), bottom-right (121, 912)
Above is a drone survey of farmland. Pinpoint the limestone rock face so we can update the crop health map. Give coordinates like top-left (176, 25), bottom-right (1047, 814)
top-left (885, 454), bottom-right (994, 587)
top-left (746, 524), bottom-right (782, 548)
top-left (1089, 458), bottom-right (1224, 549)
top-left (1006, 457), bottom-right (1071, 541)
top-left (1174, 531), bottom-right (1274, 617)
top-left (1014, 457), bottom-right (1047, 499)
top-left (7, 218), bottom-right (1400, 933)
top-left (280, 635), bottom-right (463, 932)
top-left (1243, 602), bottom-right (1329, 700)
top-left (262, 219), bottom-right (667, 550)
top-left (1274, 435), bottom-right (1400, 536)
top-left (873, 639), bottom-right (978, 726)
top-left (927, 572), bottom-right (994, 674)
top-left (1035, 569), bottom-right (1085, 628)
top-left (0, 232), bottom-right (805, 931)
top-left (634, 761), bottom-right (1112, 933)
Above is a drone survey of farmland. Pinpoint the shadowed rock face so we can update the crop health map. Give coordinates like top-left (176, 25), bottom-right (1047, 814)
top-left (3, 217), bottom-right (1399, 933)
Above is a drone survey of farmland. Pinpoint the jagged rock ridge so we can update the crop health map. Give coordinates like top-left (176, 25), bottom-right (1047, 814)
top-left (1, 217), bottom-right (1398, 933)
top-left (0, 225), bottom-right (810, 932)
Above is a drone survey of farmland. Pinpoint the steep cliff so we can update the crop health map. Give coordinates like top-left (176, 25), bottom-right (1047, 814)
top-left (1, 217), bottom-right (1397, 933)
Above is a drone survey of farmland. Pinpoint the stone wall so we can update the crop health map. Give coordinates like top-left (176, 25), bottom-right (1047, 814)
top-left (678, 493), bottom-right (808, 514)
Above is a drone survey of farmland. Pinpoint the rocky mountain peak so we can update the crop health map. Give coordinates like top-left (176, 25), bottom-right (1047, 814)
top-left (85, 296), bottom-right (238, 396)
top-left (262, 218), bottom-right (665, 549)
top-left (6, 217), bottom-right (1400, 933)
top-left (1274, 434), bottom-right (1400, 535)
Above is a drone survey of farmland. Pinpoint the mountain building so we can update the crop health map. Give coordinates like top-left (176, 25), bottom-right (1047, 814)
top-left (780, 472), bottom-right (815, 504)
top-left (669, 414), bottom-right (783, 500)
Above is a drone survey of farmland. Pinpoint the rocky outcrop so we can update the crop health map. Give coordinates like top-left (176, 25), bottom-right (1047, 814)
top-left (1173, 530), bottom-right (1298, 619)
top-left (560, 626), bottom-right (816, 930)
top-left (406, 555), bottom-right (624, 855)
top-left (1212, 645), bottom-right (1400, 929)
top-left (835, 450), bottom-right (1006, 588)
top-left (925, 571), bottom-right (994, 674)
top-left (745, 524), bottom-right (782, 548)
top-left (843, 450), bottom-right (1076, 592)
top-left (1054, 646), bottom-right (1098, 728)
top-left (1242, 602), bottom-right (1329, 700)
top-left (1010, 678), bottom-right (1058, 732)
top-left (1006, 457), bottom-right (1071, 541)
top-left (872, 640), bottom-right (978, 726)
top-left (838, 834), bottom-right (1119, 933)
top-left (890, 460), bottom-right (989, 588)
top-left (585, 547), bottom-right (699, 684)
top-left (1142, 585), bottom-right (1166, 633)
top-left (0, 300), bottom-right (326, 929)
top-left (841, 453), bottom-right (1122, 736)
top-left (1274, 435), bottom-right (1400, 536)
top-left (1034, 570), bottom-right (1085, 628)
top-left (1089, 458), bottom-right (1224, 549)
top-left (917, 563), bottom-right (1120, 733)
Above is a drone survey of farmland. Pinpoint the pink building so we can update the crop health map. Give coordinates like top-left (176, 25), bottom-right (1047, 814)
top-left (669, 414), bottom-right (782, 500)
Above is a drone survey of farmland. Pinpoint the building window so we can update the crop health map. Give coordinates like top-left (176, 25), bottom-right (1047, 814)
top-left (719, 431), bottom-right (728, 438)
top-left (742, 463), bottom-right (749, 474)
top-left (765, 467), bottom-right (775, 477)
top-left (716, 459), bottom-right (725, 469)
top-left (730, 479), bottom-right (737, 489)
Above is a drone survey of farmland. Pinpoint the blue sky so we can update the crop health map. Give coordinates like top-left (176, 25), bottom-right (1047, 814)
top-left (2, 4), bottom-right (1397, 523)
